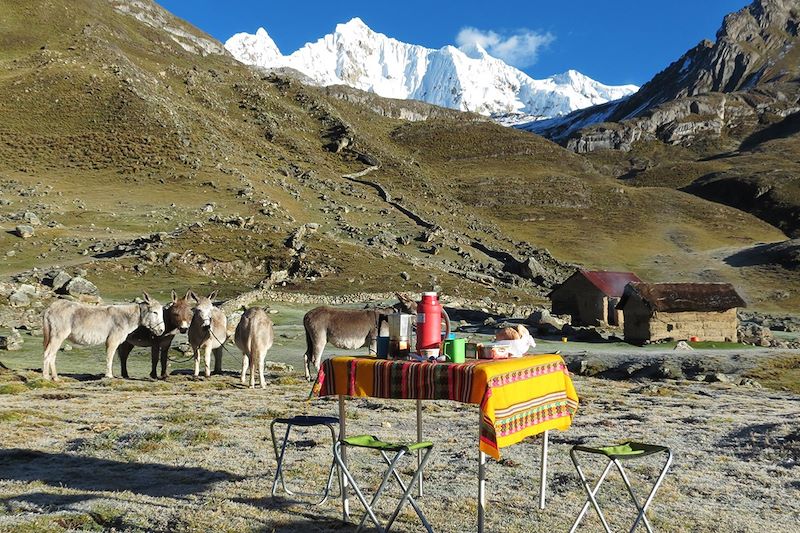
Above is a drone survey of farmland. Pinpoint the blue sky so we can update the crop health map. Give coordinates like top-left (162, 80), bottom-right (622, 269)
top-left (159, 0), bottom-right (749, 86)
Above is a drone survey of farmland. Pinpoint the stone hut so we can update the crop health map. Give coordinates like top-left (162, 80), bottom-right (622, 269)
top-left (549, 270), bottom-right (642, 326)
top-left (617, 282), bottom-right (746, 344)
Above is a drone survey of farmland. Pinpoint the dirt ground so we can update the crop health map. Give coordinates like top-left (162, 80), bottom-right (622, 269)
top-left (1, 336), bottom-right (798, 533)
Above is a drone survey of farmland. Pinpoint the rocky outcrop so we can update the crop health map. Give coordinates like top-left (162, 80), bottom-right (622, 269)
top-left (532, 0), bottom-right (800, 151)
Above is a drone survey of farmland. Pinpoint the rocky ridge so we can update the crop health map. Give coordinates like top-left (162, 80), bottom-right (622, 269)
top-left (529, 0), bottom-right (800, 151)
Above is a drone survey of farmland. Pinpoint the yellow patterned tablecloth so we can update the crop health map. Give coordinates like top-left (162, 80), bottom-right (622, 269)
top-left (317, 354), bottom-right (579, 459)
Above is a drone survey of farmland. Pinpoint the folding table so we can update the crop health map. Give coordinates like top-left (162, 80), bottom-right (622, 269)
top-left (315, 353), bottom-right (579, 532)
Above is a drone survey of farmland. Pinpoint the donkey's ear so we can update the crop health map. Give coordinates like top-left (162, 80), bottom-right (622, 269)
top-left (171, 289), bottom-right (178, 302)
top-left (184, 289), bottom-right (193, 300)
top-left (142, 291), bottom-right (152, 303)
top-left (208, 290), bottom-right (219, 301)
top-left (188, 290), bottom-right (199, 303)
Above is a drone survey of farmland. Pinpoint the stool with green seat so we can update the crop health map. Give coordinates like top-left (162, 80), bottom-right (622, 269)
top-left (569, 442), bottom-right (672, 533)
top-left (334, 434), bottom-right (434, 533)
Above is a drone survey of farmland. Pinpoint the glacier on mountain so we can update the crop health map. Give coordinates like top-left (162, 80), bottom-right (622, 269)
top-left (225, 18), bottom-right (638, 121)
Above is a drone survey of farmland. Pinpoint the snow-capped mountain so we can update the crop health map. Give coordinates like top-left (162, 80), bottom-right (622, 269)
top-left (225, 18), bottom-right (638, 121)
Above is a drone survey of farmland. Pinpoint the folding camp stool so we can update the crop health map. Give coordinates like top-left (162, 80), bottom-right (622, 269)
top-left (569, 442), bottom-right (672, 533)
top-left (270, 415), bottom-right (340, 505)
top-left (334, 435), bottom-right (434, 533)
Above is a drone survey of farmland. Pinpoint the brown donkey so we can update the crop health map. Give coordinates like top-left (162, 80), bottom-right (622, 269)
top-left (42, 293), bottom-right (165, 380)
top-left (117, 289), bottom-right (195, 379)
top-left (234, 307), bottom-right (274, 389)
top-left (188, 290), bottom-right (228, 378)
top-left (301, 293), bottom-right (417, 381)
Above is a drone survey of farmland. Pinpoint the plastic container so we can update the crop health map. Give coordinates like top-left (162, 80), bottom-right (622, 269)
top-left (478, 343), bottom-right (511, 359)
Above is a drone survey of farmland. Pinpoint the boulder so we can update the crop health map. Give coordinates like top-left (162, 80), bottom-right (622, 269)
top-left (63, 276), bottom-right (99, 297)
top-left (0, 329), bottom-right (23, 351)
top-left (8, 284), bottom-right (37, 307)
top-left (738, 322), bottom-right (772, 345)
top-left (23, 212), bottom-right (41, 225)
top-left (705, 372), bottom-right (732, 383)
top-left (526, 307), bottom-right (567, 333)
top-left (47, 270), bottom-right (72, 291)
top-left (14, 225), bottom-right (35, 239)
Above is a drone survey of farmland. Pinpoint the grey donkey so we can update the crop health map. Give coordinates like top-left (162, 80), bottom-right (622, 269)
top-left (42, 293), bottom-right (165, 380)
top-left (234, 307), bottom-right (274, 389)
top-left (188, 290), bottom-right (228, 378)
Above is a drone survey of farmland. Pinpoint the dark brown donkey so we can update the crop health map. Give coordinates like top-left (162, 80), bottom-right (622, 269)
top-left (118, 290), bottom-right (195, 379)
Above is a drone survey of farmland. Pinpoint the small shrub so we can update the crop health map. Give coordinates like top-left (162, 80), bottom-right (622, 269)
top-left (0, 383), bottom-right (27, 394)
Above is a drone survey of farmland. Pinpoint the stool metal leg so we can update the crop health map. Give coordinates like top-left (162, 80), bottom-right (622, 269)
top-left (379, 450), bottom-right (430, 529)
top-left (354, 450), bottom-right (406, 533)
top-left (334, 441), bottom-right (388, 533)
top-left (569, 449), bottom-right (614, 533)
top-left (385, 447), bottom-right (434, 533)
top-left (271, 420), bottom-right (340, 505)
top-left (270, 421), bottom-right (293, 497)
top-left (614, 460), bottom-right (654, 533)
top-left (626, 450), bottom-right (672, 533)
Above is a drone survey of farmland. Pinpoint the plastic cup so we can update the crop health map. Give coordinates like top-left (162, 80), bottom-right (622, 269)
top-left (444, 338), bottom-right (466, 363)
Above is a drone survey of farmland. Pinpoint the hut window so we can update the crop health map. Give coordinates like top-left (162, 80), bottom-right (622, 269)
top-left (667, 324), bottom-right (674, 332)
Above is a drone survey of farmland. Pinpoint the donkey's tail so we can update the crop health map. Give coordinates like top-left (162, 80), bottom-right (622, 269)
top-left (42, 309), bottom-right (51, 349)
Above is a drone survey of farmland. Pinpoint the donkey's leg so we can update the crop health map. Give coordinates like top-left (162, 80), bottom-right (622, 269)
top-left (311, 337), bottom-right (326, 381)
top-left (148, 343), bottom-right (159, 379)
top-left (159, 336), bottom-right (173, 379)
top-left (213, 347), bottom-right (223, 375)
top-left (193, 348), bottom-right (201, 377)
top-left (240, 352), bottom-right (249, 385)
top-left (203, 345), bottom-right (212, 378)
top-left (105, 339), bottom-right (121, 379)
top-left (250, 348), bottom-right (258, 389)
top-left (42, 333), bottom-right (66, 381)
top-left (117, 342), bottom-right (134, 379)
top-left (257, 348), bottom-right (267, 390)
top-left (305, 333), bottom-right (325, 382)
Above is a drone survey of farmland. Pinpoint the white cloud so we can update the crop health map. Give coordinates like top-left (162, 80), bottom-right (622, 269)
top-left (455, 27), bottom-right (555, 67)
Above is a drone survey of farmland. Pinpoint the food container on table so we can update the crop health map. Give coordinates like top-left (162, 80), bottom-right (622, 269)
top-left (465, 342), bottom-right (479, 359)
top-left (478, 343), bottom-right (511, 359)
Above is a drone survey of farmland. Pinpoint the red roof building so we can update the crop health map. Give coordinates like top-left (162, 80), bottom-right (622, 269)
top-left (549, 270), bottom-right (642, 326)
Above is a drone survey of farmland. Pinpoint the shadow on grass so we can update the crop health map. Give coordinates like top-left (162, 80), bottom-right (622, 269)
top-left (0, 449), bottom-right (242, 498)
top-left (235, 496), bottom-right (352, 532)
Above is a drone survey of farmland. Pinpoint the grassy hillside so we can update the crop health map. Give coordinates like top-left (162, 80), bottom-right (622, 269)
top-left (0, 0), bottom-right (796, 312)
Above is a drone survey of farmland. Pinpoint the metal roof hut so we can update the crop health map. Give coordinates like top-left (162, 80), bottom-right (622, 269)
top-left (549, 270), bottom-right (642, 326)
top-left (617, 282), bottom-right (746, 344)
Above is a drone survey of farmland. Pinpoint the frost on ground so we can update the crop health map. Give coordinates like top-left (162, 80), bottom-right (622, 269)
top-left (0, 368), bottom-right (797, 532)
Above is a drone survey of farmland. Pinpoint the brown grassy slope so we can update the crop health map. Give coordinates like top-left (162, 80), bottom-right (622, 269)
top-left (0, 0), bottom-right (795, 310)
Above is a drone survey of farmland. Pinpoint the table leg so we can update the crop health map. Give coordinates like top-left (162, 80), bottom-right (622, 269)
top-left (478, 407), bottom-right (487, 533)
top-left (338, 395), bottom-right (350, 520)
top-left (416, 398), bottom-right (423, 498)
top-left (478, 449), bottom-right (487, 533)
top-left (539, 430), bottom-right (549, 510)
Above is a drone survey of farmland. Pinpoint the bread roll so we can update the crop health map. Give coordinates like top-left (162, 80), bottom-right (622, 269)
top-left (495, 327), bottom-right (521, 341)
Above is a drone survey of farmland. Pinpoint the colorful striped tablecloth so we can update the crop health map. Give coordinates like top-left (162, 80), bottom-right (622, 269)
top-left (316, 354), bottom-right (579, 460)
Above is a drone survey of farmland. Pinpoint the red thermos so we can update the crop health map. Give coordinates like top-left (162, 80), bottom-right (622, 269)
top-left (416, 292), bottom-right (450, 353)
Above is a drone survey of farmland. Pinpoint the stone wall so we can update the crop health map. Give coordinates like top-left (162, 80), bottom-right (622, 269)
top-left (623, 295), bottom-right (739, 343)
top-left (648, 309), bottom-right (738, 342)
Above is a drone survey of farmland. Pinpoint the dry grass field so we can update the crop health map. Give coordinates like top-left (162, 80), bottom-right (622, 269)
top-left (1, 337), bottom-right (798, 533)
